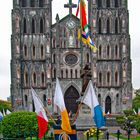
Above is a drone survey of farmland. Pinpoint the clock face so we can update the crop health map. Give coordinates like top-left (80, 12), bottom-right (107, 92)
top-left (66, 19), bottom-right (76, 29)
top-left (65, 54), bottom-right (78, 65)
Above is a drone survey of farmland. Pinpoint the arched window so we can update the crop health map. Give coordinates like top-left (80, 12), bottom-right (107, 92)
top-left (41, 72), bottom-right (45, 85)
top-left (107, 71), bottom-right (111, 85)
top-left (25, 95), bottom-right (28, 107)
top-left (115, 71), bottom-right (118, 84)
top-left (53, 38), bottom-right (56, 48)
top-left (115, 0), bottom-right (119, 7)
top-left (98, 45), bottom-right (102, 58)
top-left (39, 0), bottom-right (44, 7)
top-left (33, 72), bottom-right (36, 85)
top-left (43, 94), bottom-right (47, 106)
top-left (30, 0), bottom-right (35, 7)
top-left (98, 18), bottom-right (102, 34)
top-left (107, 45), bottom-right (110, 58)
top-left (107, 18), bottom-right (110, 33)
top-left (40, 18), bottom-right (43, 33)
top-left (115, 45), bottom-right (118, 58)
top-left (99, 72), bottom-right (102, 85)
top-left (75, 69), bottom-right (78, 78)
top-left (87, 53), bottom-right (89, 63)
top-left (32, 45), bottom-right (35, 57)
top-left (24, 45), bottom-right (27, 57)
top-left (106, 0), bottom-right (110, 8)
top-left (32, 19), bottom-right (35, 33)
top-left (61, 70), bottom-right (63, 78)
top-left (115, 18), bottom-right (118, 33)
top-left (70, 69), bottom-right (73, 78)
top-left (98, 0), bottom-right (102, 8)
top-left (66, 69), bottom-right (68, 78)
top-left (98, 94), bottom-right (101, 105)
top-left (23, 18), bottom-right (27, 33)
top-left (105, 96), bottom-right (111, 113)
top-left (25, 72), bottom-right (28, 85)
top-left (22, 0), bottom-right (26, 7)
top-left (53, 54), bottom-right (56, 63)
top-left (41, 45), bottom-right (44, 58)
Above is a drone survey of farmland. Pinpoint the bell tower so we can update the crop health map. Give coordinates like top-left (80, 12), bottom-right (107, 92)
top-left (11, 0), bottom-right (52, 110)
top-left (88, 0), bottom-right (132, 113)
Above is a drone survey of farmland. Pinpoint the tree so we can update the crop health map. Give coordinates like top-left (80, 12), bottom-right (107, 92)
top-left (0, 100), bottom-right (11, 113)
top-left (133, 89), bottom-right (140, 113)
top-left (1, 111), bottom-right (38, 138)
top-left (116, 109), bottom-right (136, 139)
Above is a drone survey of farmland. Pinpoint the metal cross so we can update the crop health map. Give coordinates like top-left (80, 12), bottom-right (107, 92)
top-left (64, 0), bottom-right (77, 17)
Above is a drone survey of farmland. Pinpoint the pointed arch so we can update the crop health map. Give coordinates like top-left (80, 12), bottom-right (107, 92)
top-left (115, 0), bottom-right (119, 7)
top-left (32, 18), bottom-right (35, 33)
top-left (24, 71), bottom-right (28, 86)
top-left (98, 0), bottom-right (102, 8)
top-left (41, 72), bottom-right (45, 85)
top-left (23, 18), bottom-right (27, 33)
top-left (98, 18), bottom-right (102, 34)
top-left (40, 44), bottom-right (44, 58)
top-left (30, 0), bottom-right (35, 7)
top-left (98, 45), bottom-right (102, 58)
top-left (86, 53), bottom-right (90, 63)
top-left (22, 0), bottom-right (26, 7)
top-left (24, 45), bottom-right (27, 57)
top-left (43, 94), bottom-right (47, 106)
top-left (39, 0), bottom-right (44, 7)
top-left (107, 71), bottom-right (111, 85)
top-left (25, 95), bottom-right (28, 107)
top-left (115, 18), bottom-right (118, 33)
top-left (107, 18), bottom-right (110, 33)
top-left (32, 45), bottom-right (36, 58)
top-left (33, 72), bottom-right (37, 85)
top-left (64, 86), bottom-right (80, 113)
top-left (107, 45), bottom-right (110, 58)
top-left (115, 45), bottom-right (119, 58)
top-left (40, 18), bottom-right (43, 33)
top-left (106, 0), bottom-right (110, 8)
top-left (105, 96), bottom-right (111, 113)
top-left (115, 71), bottom-right (118, 85)
top-left (98, 94), bottom-right (101, 105)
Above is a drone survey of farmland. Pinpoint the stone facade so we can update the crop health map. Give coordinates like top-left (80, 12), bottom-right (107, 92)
top-left (11, 0), bottom-right (132, 115)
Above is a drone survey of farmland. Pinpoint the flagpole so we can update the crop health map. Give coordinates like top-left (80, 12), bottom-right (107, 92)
top-left (44, 107), bottom-right (57, 125)
top-left (72, 0), bottom-right (83, 125)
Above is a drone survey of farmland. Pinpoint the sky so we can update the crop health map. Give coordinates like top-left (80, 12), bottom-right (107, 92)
top-left (0, 0), bottom-right (140, 100)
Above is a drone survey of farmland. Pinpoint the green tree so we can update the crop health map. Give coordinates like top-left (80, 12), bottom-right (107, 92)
top-left (0, 100), bottom-right (11, 113)
top-left (116, 109), bottom-right (136, 135)
top-left (1, 111), bottom-right (38, 138)
top-left (133, 89), bottom-right (140, 113)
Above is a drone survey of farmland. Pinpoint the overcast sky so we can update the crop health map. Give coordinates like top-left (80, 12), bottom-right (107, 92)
top-left (0, 1), bottom-right (139, 100)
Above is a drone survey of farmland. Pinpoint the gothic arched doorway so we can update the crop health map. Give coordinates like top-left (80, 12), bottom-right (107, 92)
top-left (64, 86), bottom-right (79, 114)
top-left (105, 96), bottom-right (111, 114)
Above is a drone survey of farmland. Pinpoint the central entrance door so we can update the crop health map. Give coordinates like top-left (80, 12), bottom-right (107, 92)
top-left (64, 86), bottom-right (79, 114)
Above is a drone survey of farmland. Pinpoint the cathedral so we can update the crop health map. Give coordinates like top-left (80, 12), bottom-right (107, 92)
top-left (11, 0), bottom-right (132, 115)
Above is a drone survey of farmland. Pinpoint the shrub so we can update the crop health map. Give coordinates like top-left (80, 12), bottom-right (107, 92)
top-left (1, 111), bottom-right (38, 138)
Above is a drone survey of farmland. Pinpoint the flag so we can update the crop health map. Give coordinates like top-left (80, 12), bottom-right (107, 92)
top-left (54, 78), bottom-right (72, 132)
top-left (31, 88), bottom-right (48, 139)
top-left (78, 0), bottom-right (97, 51)
top-left (6, 109), bottom-right (11, 115)
top-left (0, 111), bottom-right (3, 121)
top-left (82, 80), bottom-right (105, 128)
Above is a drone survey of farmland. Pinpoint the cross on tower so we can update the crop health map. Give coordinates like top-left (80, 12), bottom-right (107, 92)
top-left (64, 0), bottom-right (77, 17)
